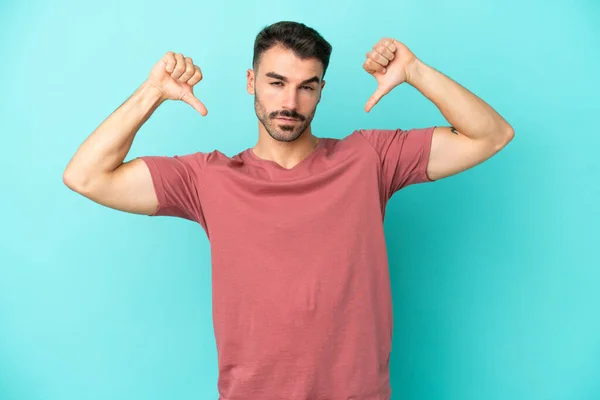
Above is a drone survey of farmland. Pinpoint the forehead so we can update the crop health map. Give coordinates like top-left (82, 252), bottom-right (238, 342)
top-left (259, 44), bottom-right (323, 81)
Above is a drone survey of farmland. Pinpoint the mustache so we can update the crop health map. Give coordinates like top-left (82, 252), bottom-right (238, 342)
top-left (271, 111), bottom-right (304, 121)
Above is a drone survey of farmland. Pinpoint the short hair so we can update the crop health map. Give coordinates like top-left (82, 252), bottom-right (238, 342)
top-left (252, 21), bottom-right (333, 80)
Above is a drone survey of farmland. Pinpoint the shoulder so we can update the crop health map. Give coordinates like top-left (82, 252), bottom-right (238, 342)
top-left (338, 129), bottom-right (388, 158)
top-left (179, 149), bottom-right (244, 171)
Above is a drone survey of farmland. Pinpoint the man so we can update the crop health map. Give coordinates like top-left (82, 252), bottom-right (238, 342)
top-left (63, 20), bottom-right (513, 400)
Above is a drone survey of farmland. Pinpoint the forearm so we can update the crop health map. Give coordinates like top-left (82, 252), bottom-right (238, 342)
top-left (64, 81), bottom-right (165, 187)
top-left (407, 59), bottom-right (513, 142)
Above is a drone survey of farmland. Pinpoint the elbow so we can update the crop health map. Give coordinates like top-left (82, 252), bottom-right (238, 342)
top-left (62, 167), bottom-right (88, 193)
top-left (63, 168), bottom-right (108, 197)
top-left (502, 120), bottom-right (515, 139)
top-left (505, 126), bottom-right (515, 141)
top-left (496, 127), bottom-right (515, 151)
top-left (62, 168), bottom-right (79, 191)
top-left (504, 127), bottom-right (515, 147)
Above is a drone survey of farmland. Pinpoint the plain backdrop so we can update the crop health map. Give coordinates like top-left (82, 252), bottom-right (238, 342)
top-left (1, 0), bottom-right (599, 399)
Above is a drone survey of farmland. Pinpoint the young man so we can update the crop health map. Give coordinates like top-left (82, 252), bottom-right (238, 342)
top-left (63, 20), bottom-right (513, 400)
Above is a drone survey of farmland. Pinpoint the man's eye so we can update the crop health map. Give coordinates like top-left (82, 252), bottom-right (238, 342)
top-left (270, 82), bottom-right (313, 90)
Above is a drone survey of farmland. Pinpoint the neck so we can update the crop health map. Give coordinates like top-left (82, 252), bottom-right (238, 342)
top-left (252, 127), bottom-right (319, 170)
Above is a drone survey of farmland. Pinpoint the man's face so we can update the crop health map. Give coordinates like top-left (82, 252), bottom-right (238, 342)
top-left (247, 45), bottom-right (326, 143)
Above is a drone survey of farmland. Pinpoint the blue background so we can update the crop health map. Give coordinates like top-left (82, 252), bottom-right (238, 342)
top-left (1, 0), bottom-right (599, 399)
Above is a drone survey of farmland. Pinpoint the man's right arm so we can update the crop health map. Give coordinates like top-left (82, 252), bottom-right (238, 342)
top-left (62, 82), bottom-right (165, 215)
top-left (63, 51), bottom-right (206, 215)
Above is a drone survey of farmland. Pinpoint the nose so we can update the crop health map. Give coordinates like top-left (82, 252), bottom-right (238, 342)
top-left (281, 87), bottom-right (299, 111)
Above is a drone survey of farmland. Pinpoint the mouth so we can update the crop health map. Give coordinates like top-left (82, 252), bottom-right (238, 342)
top-left (276, 117), bottom-right (299, 122)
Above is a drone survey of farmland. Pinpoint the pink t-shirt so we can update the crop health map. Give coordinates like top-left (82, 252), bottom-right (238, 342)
top-left (139, 126), bottom-right (436, 400)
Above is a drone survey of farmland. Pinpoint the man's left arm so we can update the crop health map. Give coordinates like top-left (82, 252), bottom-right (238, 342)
top-left (364, 38), bottom-right (514, 181)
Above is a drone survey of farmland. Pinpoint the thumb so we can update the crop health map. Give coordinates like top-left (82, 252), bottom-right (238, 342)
top-left (365, 85), bottom-right (392, 113)
top-left (182, 92), bottom-right (208, 116)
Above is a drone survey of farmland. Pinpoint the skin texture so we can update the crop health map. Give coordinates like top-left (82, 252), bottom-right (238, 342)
top-left (362, 37), bottom-right (514, 181)
top-left (246, 44), bottom-right (326, 169)
top-left (64, 35), bottom-right (515, 216)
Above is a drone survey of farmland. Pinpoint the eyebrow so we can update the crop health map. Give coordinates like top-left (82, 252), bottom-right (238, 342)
top-left (265, 72), bottom-right (320, 85)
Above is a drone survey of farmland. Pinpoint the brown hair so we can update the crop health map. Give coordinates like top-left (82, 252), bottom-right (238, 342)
top-left (252, 21), bottom-right (333, 80)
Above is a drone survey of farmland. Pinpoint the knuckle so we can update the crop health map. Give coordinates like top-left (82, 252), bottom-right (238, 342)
top-left (163, 52), bottom-right (175, 64)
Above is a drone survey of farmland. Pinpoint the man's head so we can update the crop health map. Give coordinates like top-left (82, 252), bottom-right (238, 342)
top-left (247, 21), bottom-right (332, 143)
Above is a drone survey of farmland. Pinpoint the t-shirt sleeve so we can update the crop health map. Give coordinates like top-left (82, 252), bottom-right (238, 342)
top-left (137, 152), bottom-right (208, 226)
top-left (357, 126), bottom-right (436, 198)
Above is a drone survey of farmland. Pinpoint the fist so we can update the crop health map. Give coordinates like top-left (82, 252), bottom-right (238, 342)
top-left (363, 38), bottom-right (418, 112)
top-left (147, 51), bottom-right (207, 116)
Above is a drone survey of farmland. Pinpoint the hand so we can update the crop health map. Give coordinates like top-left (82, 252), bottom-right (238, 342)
top-left (363, 38), bottom-right (418, 112)
top-left (146, 51), bottom-right (208, 116)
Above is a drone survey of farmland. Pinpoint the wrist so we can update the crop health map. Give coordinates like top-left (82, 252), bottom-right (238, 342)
top-left (141, 80), bottom-right (168, 104)
top-left (406, 58), bottom-right (426, 87)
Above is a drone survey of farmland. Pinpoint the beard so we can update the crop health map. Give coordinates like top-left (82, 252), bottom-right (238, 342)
top-left (254, 92), bottom-right (317, 143)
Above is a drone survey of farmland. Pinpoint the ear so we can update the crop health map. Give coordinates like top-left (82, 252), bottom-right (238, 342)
top-left (246, 69), bottom-right (255, 95)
